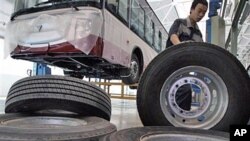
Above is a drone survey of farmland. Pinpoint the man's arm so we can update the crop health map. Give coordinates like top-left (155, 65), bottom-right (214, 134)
top-left (170, 34), bottom-right (181, 45)
top-left (168, 19), bottom-right (182, 46)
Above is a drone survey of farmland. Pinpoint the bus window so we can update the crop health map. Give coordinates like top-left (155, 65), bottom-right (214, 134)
top-left (145, 15), bottom-right (153, 45)
top-left (130, 0), bottom-right (139, 34)
top-left (152, 21), bottom-right (155, 46)
top-left (154, 29), bottom-right (162, 52)
top-left (158, 31), bottom-right (162, 50)
top-left (106, 0), bottom-right (118, 14)
top-left (154, 29), bottom-right (159, 51)
top-left (138, 7), bottom-right (145, 38)
top-left (118, 0), bottom-right (128, 23)
top-left (14, 0), bottom-right (31, 12)
top-left (12, 0), bottom-right (102, 20)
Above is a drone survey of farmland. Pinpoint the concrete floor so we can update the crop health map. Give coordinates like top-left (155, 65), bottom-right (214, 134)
top-left (0, 98), bottom-right (5, 114)
top-left (110, 98), bottom-right (143, 130)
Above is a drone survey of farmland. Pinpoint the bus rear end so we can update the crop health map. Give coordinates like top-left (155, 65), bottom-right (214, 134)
top-left (6, 0), bottom-right (110, 78)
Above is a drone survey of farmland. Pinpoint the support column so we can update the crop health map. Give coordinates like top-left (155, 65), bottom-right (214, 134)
top-left (230, 25), bottom-right (238, 56)
top-left (206, 0), bottom-right (225, 47)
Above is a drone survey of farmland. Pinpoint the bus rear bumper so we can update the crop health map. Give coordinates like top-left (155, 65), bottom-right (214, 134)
top-left (11, 34), bottom-right (103, 59)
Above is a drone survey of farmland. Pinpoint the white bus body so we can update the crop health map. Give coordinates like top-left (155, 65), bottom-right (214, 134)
top-left (6, 0), bottom-right (168, 84)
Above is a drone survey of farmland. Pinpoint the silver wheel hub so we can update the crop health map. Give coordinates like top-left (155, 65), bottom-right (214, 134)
top-left (160, 66), bottom-right (228, 129)
top-left (130, 61), bottom-right (139, 78)
top-left (168, 77), bottom-right (211, 119)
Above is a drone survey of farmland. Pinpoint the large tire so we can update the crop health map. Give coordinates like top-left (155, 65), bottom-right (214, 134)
top-left (0, 113), bottom-right (116, 141)
top-left (100, 126), bottom-right (229, 141)
top-left (137, 42), bottom-right (250, 131)
top-left (122, 54), bottom-right (141, 85)
top-left (5, 75), bottom-right (111, 120)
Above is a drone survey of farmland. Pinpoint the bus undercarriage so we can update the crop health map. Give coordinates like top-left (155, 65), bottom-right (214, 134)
top-left (11, 44), bottom-right (127, 80)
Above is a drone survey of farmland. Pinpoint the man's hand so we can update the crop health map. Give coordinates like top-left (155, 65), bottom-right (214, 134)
top-left (170, 34), bottom-right (181, 45)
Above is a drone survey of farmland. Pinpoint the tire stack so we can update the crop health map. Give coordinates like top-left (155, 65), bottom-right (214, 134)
top-left (1, 75), bottom-right (116, 141)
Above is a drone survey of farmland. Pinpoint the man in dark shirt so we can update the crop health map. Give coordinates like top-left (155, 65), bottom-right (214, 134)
top-left (166, 0), bottom-right (208, 111)
top-left (166, 0), bottom-right (208, 47)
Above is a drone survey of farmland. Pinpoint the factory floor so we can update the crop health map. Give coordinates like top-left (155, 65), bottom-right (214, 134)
top-left (110, 98), bottom-right (143, 130)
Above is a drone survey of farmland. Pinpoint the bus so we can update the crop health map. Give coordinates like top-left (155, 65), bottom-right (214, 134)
top-left (6, 0), bottom-right (168, 85)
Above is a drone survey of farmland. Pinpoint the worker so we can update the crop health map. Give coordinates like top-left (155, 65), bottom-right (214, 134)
top-left (166, 0), bottom-right (208, 111)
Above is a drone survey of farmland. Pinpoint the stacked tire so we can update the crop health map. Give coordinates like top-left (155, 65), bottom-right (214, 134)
top-left (2, 75), bottom-right (116, 141)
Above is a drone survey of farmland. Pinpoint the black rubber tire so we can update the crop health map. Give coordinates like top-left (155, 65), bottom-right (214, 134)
top-left (122, 54), bottom-right (141, 84)
top-left (100, 126), bottom-right (229, 141)
top-left (5, 75), bottom-right (111, 120)
top-left (137, 42), bottom-right (250, 131)
top-left (0, 113), bottom-right (116, 141)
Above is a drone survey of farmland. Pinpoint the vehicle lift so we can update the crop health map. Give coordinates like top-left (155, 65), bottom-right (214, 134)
top-left (33, 63), bottom-right (51, 76)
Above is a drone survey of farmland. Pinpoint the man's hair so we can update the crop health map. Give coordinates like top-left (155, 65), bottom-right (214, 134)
top-left (191, 0), bottom-right (208, 10)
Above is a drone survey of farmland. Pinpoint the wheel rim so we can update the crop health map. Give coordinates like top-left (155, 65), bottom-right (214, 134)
top-left (141, 133), bottom-right (227, 141)
top-left (160, 66), bottom-right (228, 129)
top-left (130, 60), bottom-right (139, 79)
top-left (2, 116), bottom-right (87, 129)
